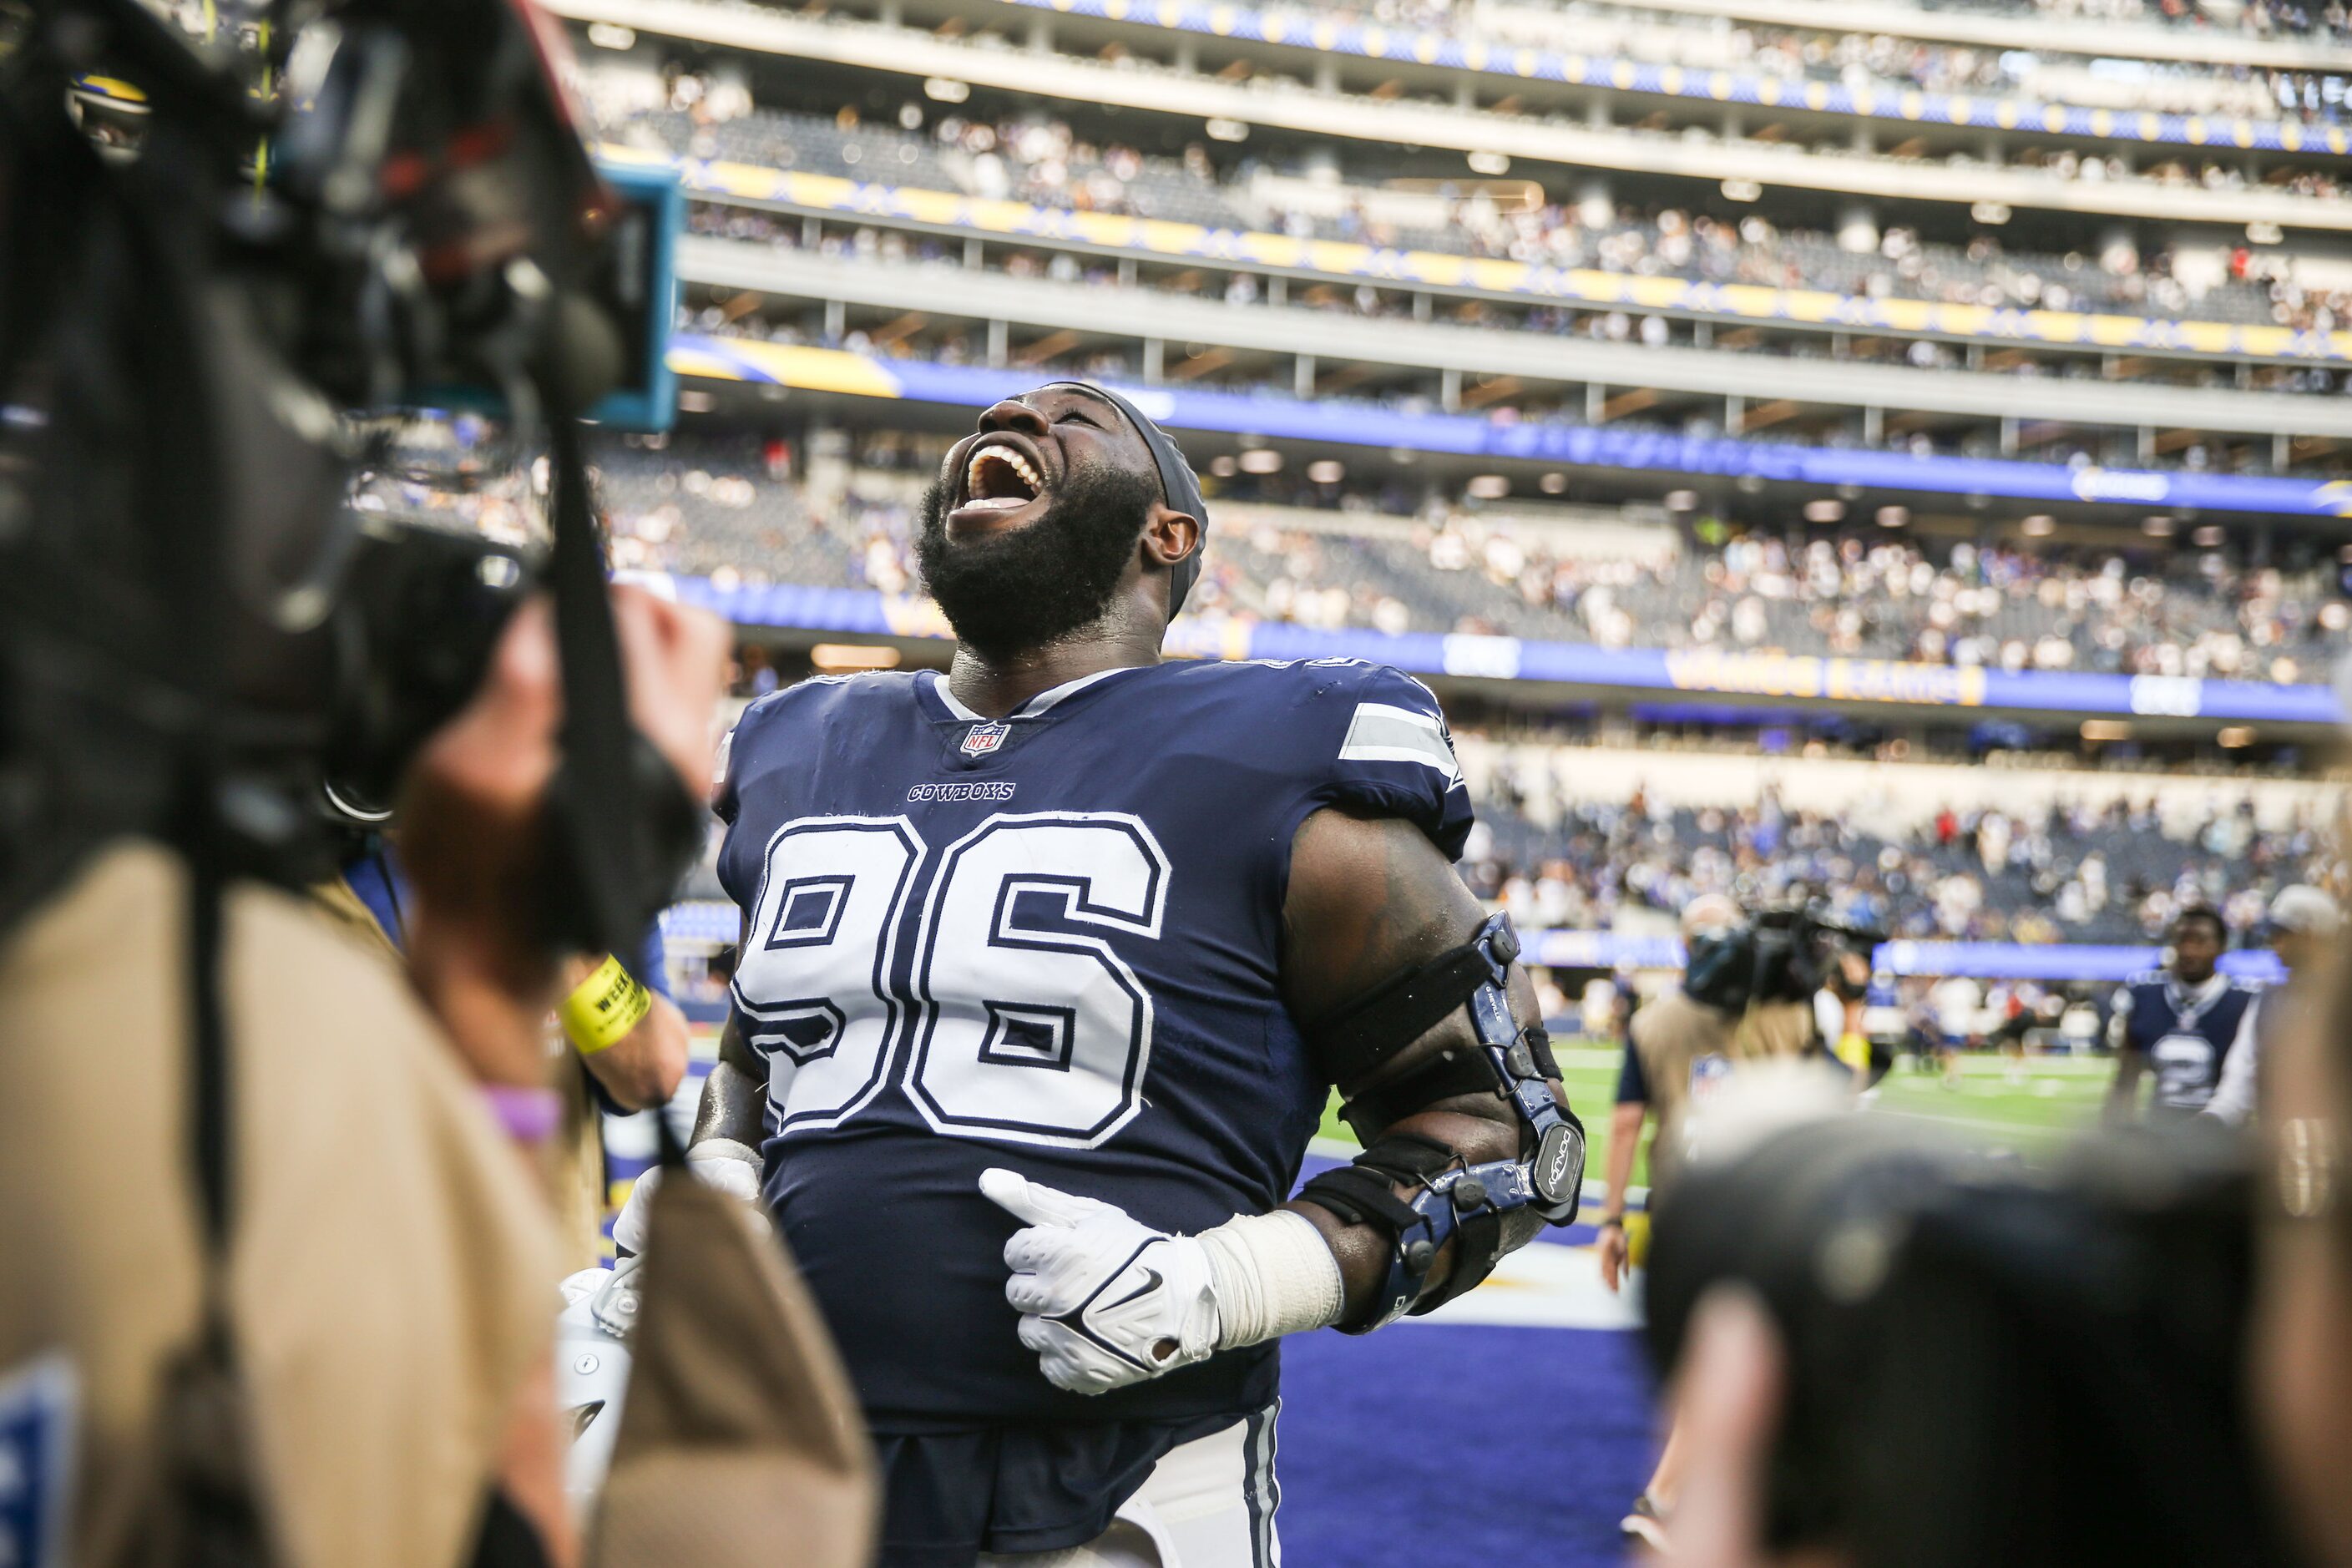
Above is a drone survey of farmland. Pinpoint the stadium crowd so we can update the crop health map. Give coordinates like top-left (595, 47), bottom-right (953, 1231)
top-left (609, 89), bottom-right (2352, 335)
top-left (584, 438), bottom-right (2351, 685)
top-left (1969, 0), bottom-right (2352, 41)
top-left (1459, 778), bottom-right (2337, 945)
top-left (1166, 0), bottom-right (2352, 125)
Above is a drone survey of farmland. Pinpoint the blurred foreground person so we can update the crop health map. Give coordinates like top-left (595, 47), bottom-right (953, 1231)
top-left (1648, 981), bottom-right (2330, 1568)
top-left (2206, 886), bottom-right (2341, 1129)
top-left (0, 0), bottom-right (872, 1560)
top-left (2247, 938), bottom-right (2352, 1566)
top-left (0, 591), bottom-right (726, 1568)
top-left (1672, 940), bottom-right (2352, 1568)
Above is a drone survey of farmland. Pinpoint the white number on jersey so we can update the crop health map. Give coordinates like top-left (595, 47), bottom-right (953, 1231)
top-left (733, 812), bottom-right (1171, 1149)
top-left (732, 817), bottom-right (923, 1134)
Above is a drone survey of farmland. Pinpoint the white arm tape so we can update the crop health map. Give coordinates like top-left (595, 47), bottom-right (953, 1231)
top-left (1200, 1209), bottom-right (1346, 1350)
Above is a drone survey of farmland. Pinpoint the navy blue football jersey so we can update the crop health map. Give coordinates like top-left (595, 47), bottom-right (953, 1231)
top-left (2112, 970), bottom-right (2258, 1114)
top-left (715, 658), bottom-right (1471, 1429)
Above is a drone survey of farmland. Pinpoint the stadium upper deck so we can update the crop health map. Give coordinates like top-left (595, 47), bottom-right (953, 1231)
top-left (567, 0), bottom-right (2352, 483)
top-left (1339, 0), bottom-right (2352, 125)
top-left (1610, 0), bottom-right (2350, 63)
top-left (545, 0), bottom-right (2352, 235)
top-left (612, 101), bottom-right (2352, 411)
top-left (539, 0), bottom-right (2352, 741)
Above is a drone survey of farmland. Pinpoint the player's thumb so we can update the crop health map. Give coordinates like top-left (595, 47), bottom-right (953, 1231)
top-left (979, 1167), bottom-right (1098, 1228)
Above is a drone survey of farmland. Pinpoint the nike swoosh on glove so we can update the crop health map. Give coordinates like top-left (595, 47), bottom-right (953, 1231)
top-left (610, 1138), bottom-right (763, 1255)
top-left (980, 1167), bottom-right (1222, 1396)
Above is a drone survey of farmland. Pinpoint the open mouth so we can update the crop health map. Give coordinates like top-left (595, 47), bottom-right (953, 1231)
top-left (948, 438), bottom-right (1051, 533)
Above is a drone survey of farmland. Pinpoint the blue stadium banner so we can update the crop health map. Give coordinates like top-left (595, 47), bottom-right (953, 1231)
top-left (1874, 940), bottom-right (2287, 984)
top-left (669, 336), bottom-right (2352, 521)
top-left (662, 898), bottom-right (2294, 984)
top-left (647, 568), bottom-right (2345, 725)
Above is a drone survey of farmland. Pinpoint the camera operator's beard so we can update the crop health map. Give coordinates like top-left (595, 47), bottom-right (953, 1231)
top-left (915, 465), bottom-right (1158, 660)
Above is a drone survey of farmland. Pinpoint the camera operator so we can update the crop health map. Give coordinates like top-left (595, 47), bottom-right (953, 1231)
top-left (2205, 886), bottom-right (2340, 1129)
top-left (2107, 905), bottom-right (2260, 1122)
top-left (1598, 893), bottom-right (1852, 1551)
top-left (0, 589), bottom-right (728, 1568)
top-left (1598, 895), bottom-right (1745, 1550)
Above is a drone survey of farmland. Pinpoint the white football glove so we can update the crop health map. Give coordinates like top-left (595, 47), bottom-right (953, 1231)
top-left (979, 1168), bottom-right (1222, 1396)
top-left (610, 1137), bottom-right (763, 1255)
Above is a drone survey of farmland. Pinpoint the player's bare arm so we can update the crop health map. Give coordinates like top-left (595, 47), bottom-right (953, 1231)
top-left (695, 1015), bottom-right (769, 1145)
top-left (985, 800), bottom-right (1585, 1394)
top-left (1278, 806), bottom-right (1563, 1318)
top-left (695, 911), bottom-right (772, 1146)
top-left (612, 917), bottom-right (768, 1253)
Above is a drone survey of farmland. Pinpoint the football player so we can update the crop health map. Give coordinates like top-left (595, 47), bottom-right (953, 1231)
top-left (2106, 905), bottom-right (2258, 1120)
top-left (635, 384), bottom-right (1584, 1566)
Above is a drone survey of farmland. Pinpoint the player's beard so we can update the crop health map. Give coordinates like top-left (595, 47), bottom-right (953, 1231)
top-left (916, 464), bottom-right (1159, 660)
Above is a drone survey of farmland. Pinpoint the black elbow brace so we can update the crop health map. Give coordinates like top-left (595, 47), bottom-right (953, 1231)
top-left (1296, 913), bottom-right (1586, 1332)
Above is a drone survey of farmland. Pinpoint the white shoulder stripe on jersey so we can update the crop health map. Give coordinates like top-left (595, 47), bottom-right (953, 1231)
top-left (1338, 702), bottom-right (1460, 783)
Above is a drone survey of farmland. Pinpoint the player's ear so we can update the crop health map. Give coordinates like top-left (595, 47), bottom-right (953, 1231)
top-left (1141, 503), bottom-right (1201, 572)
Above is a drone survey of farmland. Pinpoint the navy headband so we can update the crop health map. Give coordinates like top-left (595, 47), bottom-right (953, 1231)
top-left (1041, 381), bottom-right (1208, 615)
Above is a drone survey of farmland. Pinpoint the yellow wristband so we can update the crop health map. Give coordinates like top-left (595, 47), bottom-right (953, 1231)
top-left (561, 953), bottom-right (651, 1055)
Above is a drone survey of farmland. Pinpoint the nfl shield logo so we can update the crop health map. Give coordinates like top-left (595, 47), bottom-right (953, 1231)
top-left (961, 721), bottom-right (1009, 757)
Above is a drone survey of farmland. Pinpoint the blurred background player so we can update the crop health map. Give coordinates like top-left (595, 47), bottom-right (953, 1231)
top-left (2207, 885), bottom-right (2342, 1127)
top-left (2107, 905), bottom-right (2259, 1121)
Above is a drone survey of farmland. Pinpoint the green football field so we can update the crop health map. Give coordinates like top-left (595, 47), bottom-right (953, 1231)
top-left (1315, 1045), bottom-right (2116, 1191)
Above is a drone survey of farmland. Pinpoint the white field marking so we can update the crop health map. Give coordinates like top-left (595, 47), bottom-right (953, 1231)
top-left (1408, 1235), bottom-right (1643, 1332)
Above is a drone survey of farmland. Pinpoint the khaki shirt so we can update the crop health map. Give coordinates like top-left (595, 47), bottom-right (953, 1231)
top-left (1627, 987), bottom-right (1739, 1194)
top-left (318, 868), bottom-right (609, 1272)
top-left (0, 843), bottom-right (562, 1568)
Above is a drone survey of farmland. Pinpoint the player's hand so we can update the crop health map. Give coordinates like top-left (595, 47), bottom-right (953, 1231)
top-left (980, 1168), bottom-right (1221, 1396)
top-left (610, 1138), bottom-right (763, 1255)
top-left (1597, 1221), bottom-right (1630, 1292)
